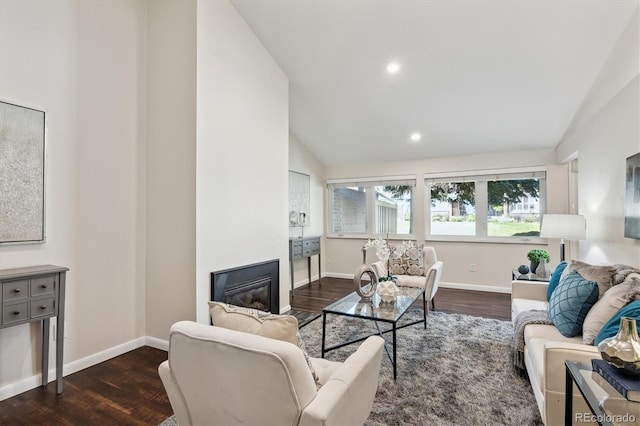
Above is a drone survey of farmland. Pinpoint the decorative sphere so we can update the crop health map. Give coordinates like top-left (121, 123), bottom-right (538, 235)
top-left (518, 265), bottom-right (530, 274)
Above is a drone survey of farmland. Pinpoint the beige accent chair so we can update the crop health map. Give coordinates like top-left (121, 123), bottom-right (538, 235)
top-left (369, 246), bottom-right (443, 313)
top-left (158, 320), bottom-right (385, 426)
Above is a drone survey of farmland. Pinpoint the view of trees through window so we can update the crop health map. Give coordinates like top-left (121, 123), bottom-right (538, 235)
top-left (429, 178), bottom-right (542, 237)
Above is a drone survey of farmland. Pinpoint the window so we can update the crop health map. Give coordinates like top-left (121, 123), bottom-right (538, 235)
top-left (328, 176), bottom-right (416, 237)
top-left (425, 169), bottom-right (546, 241)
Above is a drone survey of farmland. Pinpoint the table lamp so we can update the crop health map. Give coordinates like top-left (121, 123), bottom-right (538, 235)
top-left (539, 214), bottom-right (586, 262)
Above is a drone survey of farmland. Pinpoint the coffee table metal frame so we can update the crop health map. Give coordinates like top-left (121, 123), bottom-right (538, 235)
top-left (321, 286), bottom-right (426, 380)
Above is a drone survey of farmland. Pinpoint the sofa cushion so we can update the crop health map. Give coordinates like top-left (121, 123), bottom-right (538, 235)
top-left (208, 302), bottom-right (320, 385)
top-left (594, 299), bottom-right (640, 345)
top-left (582, 278), bottom-right (640, 345)
top-left (547, 270), bottom-right (599, 337)
top-left (547, 261), bottom-right (567, 301)
top-left (561, 260), bottom-right (617, 298)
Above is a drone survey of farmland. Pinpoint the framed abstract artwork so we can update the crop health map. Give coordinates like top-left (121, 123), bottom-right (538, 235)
top-left (625, 152), bottom-right (640, 239)
top-left (0, 101), bottom-right (46, 244)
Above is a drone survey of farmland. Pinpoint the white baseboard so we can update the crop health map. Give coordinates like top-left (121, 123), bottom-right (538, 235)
top-left (280, 304), bottom-right (292, 314)
top-left (323, 273), bottom-right (512, 294)
top-left (292, 273), bottom-right (322, 288)
top-left (439, 282), bottom-right (511, 294)
top-left (145, 336), bottom-right (169, 351)
top-left (0, 336), bottom-right (147, 401)
top-left (323, 272), bottom-right (353, 279)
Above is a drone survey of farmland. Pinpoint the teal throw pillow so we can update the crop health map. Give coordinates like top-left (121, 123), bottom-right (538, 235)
top-left (547, 261), bottom-right (568, 301)
top-left (594, 300), bottom-right (640, 346)
top-left (547, 270), bottom-right (599, 337)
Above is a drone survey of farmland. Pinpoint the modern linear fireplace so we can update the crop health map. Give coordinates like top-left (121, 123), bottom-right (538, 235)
top-left (210, 259), bottom-right (279, 314)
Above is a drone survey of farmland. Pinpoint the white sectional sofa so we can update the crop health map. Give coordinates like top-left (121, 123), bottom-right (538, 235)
top-left (511, 279), bottom-right (599, 425)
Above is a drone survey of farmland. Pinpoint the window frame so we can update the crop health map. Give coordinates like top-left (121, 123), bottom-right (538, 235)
top-left (326, 175), bottom-right (417, 239)
top-left (424, 167), bottom-right (547, 244)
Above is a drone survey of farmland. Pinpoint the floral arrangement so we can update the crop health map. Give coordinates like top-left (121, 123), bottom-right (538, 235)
top-left (363, 235), bottom-right (412, 281)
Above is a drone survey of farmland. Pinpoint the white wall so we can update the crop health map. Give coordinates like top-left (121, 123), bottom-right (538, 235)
top-left (556, 8), bottom-right (640, 266)
top-left (195, 0), bottom-right (290, 321)
top-left (145, 0), bottom-right (197, 340)
top-left (0, 0), bottom-right (146, 395)
top-left (325, 149), bottom-right (569, 292)
top-left (288, 135), bottom-right (326, 288)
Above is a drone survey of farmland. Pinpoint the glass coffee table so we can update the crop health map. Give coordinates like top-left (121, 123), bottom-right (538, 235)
top-left (321, 286), bottom-right (426, 380)
top-left (565, 360), bottom-right (640, 425)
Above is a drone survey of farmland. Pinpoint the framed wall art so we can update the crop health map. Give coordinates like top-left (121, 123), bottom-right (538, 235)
top-left (0, 101), bottom-right (46, 244)
top-left (625, 152), bottom-right (640, 239)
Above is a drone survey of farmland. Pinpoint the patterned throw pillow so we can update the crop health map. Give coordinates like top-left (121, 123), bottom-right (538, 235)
top-left (547, 270), bottom-right (599, 337)
top-left (389, 242), bottom-right (424, 276)
top-left (208, 302), bottom-right (320, 385)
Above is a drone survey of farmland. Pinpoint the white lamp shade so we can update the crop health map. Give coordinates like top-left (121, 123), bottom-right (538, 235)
top-left (540, 214), bottom-right (586, 240)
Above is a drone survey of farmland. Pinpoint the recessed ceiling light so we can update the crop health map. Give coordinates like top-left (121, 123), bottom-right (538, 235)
top-left (386, 62), bottom-right (400, 74)
top-left (410, 132), bottom-right (422, 142)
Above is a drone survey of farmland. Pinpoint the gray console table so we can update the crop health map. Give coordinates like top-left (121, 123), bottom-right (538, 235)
top-left (0, 265), bottom-right (68, 393)
top-left (289, 236), bottom-right (321, 296)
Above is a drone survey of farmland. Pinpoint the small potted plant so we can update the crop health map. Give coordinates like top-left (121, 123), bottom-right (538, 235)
top-left (527, 249), bottom-right (550, 275)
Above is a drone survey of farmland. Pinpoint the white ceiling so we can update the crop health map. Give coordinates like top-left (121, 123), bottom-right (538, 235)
top-left (230, 0), bottom-right (639, 167)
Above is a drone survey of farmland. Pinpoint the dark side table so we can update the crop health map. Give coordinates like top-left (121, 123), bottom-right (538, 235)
top-left (512, 269), bottom-right (550, 282)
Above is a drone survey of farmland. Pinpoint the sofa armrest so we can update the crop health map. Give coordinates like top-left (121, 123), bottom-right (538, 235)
top-left (544, 341), bottom-right (599, 393)
top-left (511, 280), bottom-right (549, 302)
top-left (299, 336), bottom-right (384, 426)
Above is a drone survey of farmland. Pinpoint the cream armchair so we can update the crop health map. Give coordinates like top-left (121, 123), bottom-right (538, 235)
top-left (158, 321), bottom-right (384, 426)
top-left (369, 246), bottom-right (443, 312)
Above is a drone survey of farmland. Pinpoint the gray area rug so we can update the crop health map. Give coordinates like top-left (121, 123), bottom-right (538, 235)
top-left (160, 310), bottom-right (542, 426)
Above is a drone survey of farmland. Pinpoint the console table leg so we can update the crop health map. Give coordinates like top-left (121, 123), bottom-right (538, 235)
top-left (42, 318), bottom-right (50, 387)
top-left (56, 273), bottom-right (66, 394)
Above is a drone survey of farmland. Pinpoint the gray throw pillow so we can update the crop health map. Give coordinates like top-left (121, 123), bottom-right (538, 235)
top-left (582, 278), bottom-right (640, 344)
top-left (548, 270), bottom-right (599, 337)
top-left (560, 260), bottom-right (617, 298)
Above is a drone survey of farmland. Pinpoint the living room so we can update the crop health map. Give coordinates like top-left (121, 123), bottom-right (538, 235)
top-left (0, 0), bottom-right (638, 424)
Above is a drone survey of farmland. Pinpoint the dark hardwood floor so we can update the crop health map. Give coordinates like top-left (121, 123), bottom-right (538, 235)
top-left (0, 278), bottom-right (510, 425)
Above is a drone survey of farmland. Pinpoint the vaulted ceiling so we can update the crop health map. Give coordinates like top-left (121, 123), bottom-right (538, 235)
top-left (230, 0), bottom-right (639, 166)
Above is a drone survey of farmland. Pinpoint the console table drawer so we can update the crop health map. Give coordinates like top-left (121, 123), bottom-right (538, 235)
top-left (3, 302), bottom-right (29, 324)
top-left (31, 298), bottom-right (56, 318)
top-left (3, 280), bottom-right (29, 303)
top-left (31, 275), bottom-right (56, 297)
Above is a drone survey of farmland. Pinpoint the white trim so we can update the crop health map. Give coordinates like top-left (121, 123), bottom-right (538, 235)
top-left (423, 166), bottom-right (546, 180)
top-left (280, 304), bottom-right (292, 314)
top-left (327, 174), bottom-right (417, 185)
top-left (146, 336), bottom-right (169, 351)
top-left (439, 281), bottom-right (511, 294)
top-left (0, 337), bottom-right (146, 401)
top-left (292, 273), bottom-right (322, 289)
top-left (324, 272), bottom-right (354, 280)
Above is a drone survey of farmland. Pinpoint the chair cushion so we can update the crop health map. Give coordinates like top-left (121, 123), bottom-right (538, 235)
top-left (209, 302), bottom-right (320, 385)
top-left (547, 270), bottom-right (599, 337)
top-left (395, 275), bottom-right (426, 288)
top-left (582, 278), bottom-right (640, 344)
top-left (209, 301), bottom-right (299, 345)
